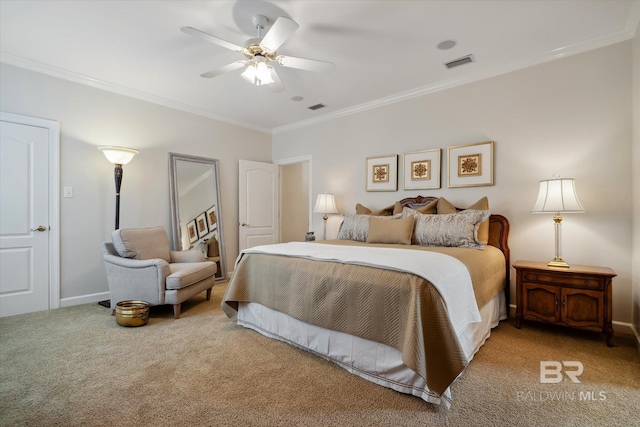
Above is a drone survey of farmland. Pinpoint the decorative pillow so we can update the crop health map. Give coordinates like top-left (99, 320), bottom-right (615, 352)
top-left (437, 197), bottom-right (490, 245)
top-left (366, 216), bottom-right (415, 245)
top-left (111, 226), bottom-right (171, 261)
top-left (355, 203), bottom-right (394, 216)
top-left (337, 213), bottom-right (402, 242)
top-left (207, 235), bottom-right (219, 257)
top-left (435, 197), bottom-right (457, 214)
top-left (411, 210), bottom-right (491, 248)
top-left (397, 198), bottom-right (438, 215)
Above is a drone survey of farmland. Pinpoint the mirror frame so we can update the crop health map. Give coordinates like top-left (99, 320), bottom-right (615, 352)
top-left (169, 152), bottom-right (227, 282)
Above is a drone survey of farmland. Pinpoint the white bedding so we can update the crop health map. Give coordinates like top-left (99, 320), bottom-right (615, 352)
top-left (240, 242), bottom-right (481, 335)
top-left (237, 291), bottom-right (506, 407)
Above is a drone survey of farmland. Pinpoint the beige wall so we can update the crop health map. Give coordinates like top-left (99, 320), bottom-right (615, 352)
top-left (273, 42), bottom-right (635, 325)
top-left (0, 63), bottom-right (271, 303)
top-left (633, 24), bottom-right (640, 342)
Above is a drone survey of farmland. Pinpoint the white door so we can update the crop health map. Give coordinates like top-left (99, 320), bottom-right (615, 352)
top-left (0, 114), bottom-right (57, 317)
top-left (239, 160), bottom-right (279, 251)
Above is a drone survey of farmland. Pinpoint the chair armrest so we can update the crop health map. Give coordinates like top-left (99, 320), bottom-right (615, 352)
top-left (103, 254), bottom-right (168, 269)
top-left (102, 254), bottom-right (171, 306)
top-left (170, 250), bottom-right (206, 263)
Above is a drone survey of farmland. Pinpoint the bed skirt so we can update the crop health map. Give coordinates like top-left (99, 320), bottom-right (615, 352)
top-left (237, 291), bottom-right (506, 408)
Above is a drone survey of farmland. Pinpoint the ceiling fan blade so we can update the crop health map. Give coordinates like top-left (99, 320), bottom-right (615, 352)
top-left (200, 61), bottom-right (247, 78)
top-left (181, 26), bottom-right (244, 52)
top-left (260, 17), bottom-right (299, 52)
top-left (276, 55), bottom-right (335, 73)
top-left (268, 67), bottom-right (285, 92)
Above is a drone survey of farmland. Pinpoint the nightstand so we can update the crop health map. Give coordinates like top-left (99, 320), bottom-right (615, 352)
top-left (513, 261), bottom-right (616, 346)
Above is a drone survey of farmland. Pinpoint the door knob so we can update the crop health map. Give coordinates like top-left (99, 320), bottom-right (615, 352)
top-left (31, 225), bottom-right (47, 232)
top-left (240, 222), bottom-right (248, 227)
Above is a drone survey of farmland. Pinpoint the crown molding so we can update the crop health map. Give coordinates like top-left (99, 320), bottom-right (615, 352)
top-left (273, 26), bottom-right (635, 135)
top-left (2, 13), bottom-right (635, 138)
top-left (0, 52), bottom-right (272, 135)
top-left (626, 1), bottom-right (640, 37)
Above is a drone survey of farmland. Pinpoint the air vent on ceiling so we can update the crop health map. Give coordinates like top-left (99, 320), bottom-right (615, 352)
top-left (308, 103), bottom-right (326, 111)
top-left (444, 54), bottom-right (474, 69)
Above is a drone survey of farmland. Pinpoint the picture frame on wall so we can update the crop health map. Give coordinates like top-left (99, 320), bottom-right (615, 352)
top-left (402, 149), bottom-right (441, 190)
top-left (366, 154), bottom-right (398, 192)
top-left (447, 141), bottom-right (494, 188)
top-left (187, 219), bottom-right (198, 244)
top-left (206, 205), bottom-right (217, 231)
top-left (196, 212), bottom-right (209, 237)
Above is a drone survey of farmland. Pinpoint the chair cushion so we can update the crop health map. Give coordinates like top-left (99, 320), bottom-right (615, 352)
top-left (166, 262), bottom-right (217, 290)
top-left (111, 226), bottom-right (171, 262)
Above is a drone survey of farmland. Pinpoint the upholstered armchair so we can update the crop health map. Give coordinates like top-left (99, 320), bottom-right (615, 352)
top-left (101, 226), bottom-right (217, 319)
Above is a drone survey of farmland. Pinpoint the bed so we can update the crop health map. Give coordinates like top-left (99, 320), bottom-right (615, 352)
top-left (222, 196), bottom-right (510, 407)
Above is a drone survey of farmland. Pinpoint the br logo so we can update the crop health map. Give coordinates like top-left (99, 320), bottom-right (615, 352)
top-left (540, 361), bottom-right (583, 384)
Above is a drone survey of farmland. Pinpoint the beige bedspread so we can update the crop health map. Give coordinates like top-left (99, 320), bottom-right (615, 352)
top-left (222, 241), bottom-right (505, 396)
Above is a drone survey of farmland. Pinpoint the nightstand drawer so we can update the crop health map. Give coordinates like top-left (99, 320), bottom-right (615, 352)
top-left (522, 271), bottom-right (604, 290)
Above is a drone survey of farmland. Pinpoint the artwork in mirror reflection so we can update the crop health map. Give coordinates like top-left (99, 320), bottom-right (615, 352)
top-left (169, 153), bottom-right (226, 282)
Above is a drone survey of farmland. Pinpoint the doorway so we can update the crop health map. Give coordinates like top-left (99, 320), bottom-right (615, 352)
top-left (278, 156), bottom-right (311, 243)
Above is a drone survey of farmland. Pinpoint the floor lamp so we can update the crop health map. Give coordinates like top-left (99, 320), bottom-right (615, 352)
top-left (98, 146), bottom-right (139, 230)
top-left (531, 176), bottom-right (584, 268)
top-left (313, 193), bottom-right (338, 240)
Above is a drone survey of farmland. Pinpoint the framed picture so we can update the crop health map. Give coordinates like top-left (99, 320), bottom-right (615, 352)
top-left (206, 205), bottom-right (217, 231)
top-left (447, 141), bottom-right (494, 188)
top-left (402, 149), bottom-right (441, 190)
top-left (196, 212), bottom-right (209, 237)
top-left (187, 220), bottom-right (198, 244)
top-left (366, 154), bottom-right (398, 192)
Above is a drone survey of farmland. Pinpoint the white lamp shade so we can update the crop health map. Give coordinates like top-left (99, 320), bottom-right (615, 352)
top-left (313, 193), bottom-right (338, 214)
top-left (98, 146), bottom-right (139, 165)
top-left (531, 178), bottom-right (584, 213)
top-left (241, 64), bottom-right (257, 83)
top-left (241, 60), bottom-right (274, 86)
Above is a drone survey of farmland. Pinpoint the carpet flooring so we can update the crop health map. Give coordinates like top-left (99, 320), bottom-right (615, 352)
top-left (1, 283), bottom-right (638, 427)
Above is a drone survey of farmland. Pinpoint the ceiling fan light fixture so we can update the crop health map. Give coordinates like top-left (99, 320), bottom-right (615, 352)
top-left (256, 61), bottom-right (274, 84)
top-left (241, 63), bottom-right (257, 83)
top-left (241, 58), bottom-right (274, 86)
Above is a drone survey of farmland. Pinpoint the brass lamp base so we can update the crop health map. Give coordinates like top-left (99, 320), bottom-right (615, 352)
top-left (548, 258), bottom-right (570, 268)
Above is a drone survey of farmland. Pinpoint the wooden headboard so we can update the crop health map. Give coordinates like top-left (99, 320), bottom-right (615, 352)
top-left (398, 195), bottom-right (511, 314)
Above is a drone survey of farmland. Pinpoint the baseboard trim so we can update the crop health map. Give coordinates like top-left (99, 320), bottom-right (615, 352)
top-left (628, 323), bottom-right (640, 352)
top-left (60, 291), bottom-right (110, 308)
top-left (611, 320), bottom-right (636, 337)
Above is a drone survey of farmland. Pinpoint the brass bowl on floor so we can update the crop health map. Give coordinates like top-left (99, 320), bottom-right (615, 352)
top-left (115, 300), bottom-right (149, 327)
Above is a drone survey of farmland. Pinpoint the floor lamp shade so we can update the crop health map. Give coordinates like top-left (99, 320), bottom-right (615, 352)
top-left (98, 146), bottom-right (139, 230)
top-left (531, 177), bottom-right (584, 267)
top-left (313, 193), bottom-right (338, 240)
top-left (98, 146), bottom-right (139, 166)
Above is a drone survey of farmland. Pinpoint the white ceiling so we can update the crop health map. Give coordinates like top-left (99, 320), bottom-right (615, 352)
top-left (1, 1), bottom-right (638, 134)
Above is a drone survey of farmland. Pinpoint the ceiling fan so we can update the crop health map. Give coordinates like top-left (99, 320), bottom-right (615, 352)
top-left (181, 15), bottom-right (335, 91)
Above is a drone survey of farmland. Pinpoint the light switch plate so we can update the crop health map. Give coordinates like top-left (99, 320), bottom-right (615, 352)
top-left (63, 186), bottom-right (74, 198)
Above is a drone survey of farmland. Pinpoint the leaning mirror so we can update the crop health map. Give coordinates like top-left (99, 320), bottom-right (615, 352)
top-left (169, 153), bottom-right (227, 282)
